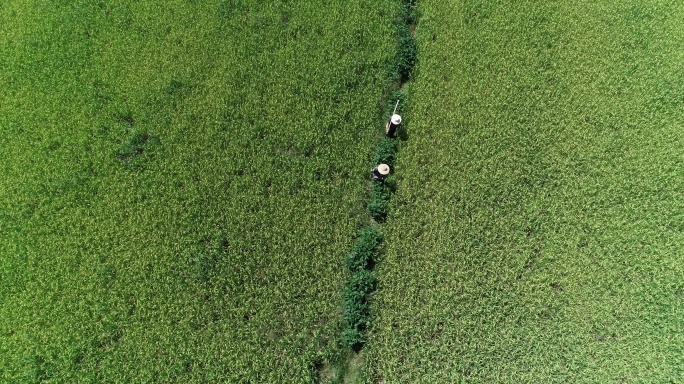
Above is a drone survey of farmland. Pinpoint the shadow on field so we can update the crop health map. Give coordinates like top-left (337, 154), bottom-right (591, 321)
top-left (116, 131), bottom-right (161, 170)
top-left (398, 124), bottom-right (410, 142)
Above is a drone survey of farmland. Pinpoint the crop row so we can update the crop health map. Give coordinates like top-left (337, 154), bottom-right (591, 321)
top-left (340, 0), bottom-right (419, 357)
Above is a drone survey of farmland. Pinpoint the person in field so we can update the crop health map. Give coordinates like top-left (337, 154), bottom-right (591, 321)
top-left (386, 114), bottom-right (402, 138)
top-left (370, 163), bottom-right (390, 182)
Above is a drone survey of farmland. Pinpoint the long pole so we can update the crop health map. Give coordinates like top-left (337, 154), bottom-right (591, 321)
top-left (393, 100), bottom-right (400, 115)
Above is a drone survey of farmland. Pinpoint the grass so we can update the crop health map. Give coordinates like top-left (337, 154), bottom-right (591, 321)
top-left (365, 0), bottom-right (684, 382)
top-left (0, 0), bottom-right (396, 381)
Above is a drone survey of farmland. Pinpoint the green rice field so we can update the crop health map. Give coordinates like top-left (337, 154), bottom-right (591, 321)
top-left (366, 0), bottom-right (684, 382)
top-left (0, 0), bottom-right (394, 381)
top-left (3, 0), bottom-right (684, 382)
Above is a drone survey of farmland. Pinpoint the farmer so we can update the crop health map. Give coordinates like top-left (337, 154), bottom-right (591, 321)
top-left (385, 114), bottom-right (402, 138)
top-left (370, 163), bottom-right (390, 182)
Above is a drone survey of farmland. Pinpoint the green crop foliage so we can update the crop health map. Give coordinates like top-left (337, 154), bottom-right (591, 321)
top-left (373, 138), bottom-right (399, 167)
top-left (342, 0), bottom-right (411, 356)
top-left (368, 181), bottom-right (391, 221)
top-left (342, 270), bottom-right (377, 349)
top-left (366, 0), bottom-right (684, 382)
top-left (387, 90), bottom-right (409, 117)
top-left (392, 0), bottom-right (418, 83)
top-left (0, 0), bottom-right (396, 382)
top-left (345, 226), bottom-right (383, 273)
top-left (341, 328), bottom-right (366, 350)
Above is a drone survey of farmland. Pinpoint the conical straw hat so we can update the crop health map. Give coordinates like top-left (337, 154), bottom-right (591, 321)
top-left (378, 164), bottom-right (390, 175)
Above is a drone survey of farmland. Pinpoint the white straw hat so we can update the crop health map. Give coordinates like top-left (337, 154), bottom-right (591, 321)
top-left (391, 114), bottom-right (402, 125)
top-left (378, 164), bottom-right (390, 175)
